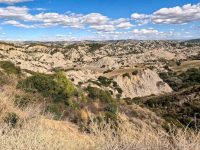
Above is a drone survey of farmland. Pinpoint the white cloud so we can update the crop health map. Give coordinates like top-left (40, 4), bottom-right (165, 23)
top-left (34, 13), bottom-right (84, 28)
top-left (152, 3), bottom-right (200, 24)
top-left (34, 8), bottom-right (47, 11)
top-left (0, 6), bottom-right (33, 21)
top-left (82, 13), bottom-right (109, 25)
top-left (116, 22), bottom-right (133, 29)
top-left (112, 18), bottom-right (134, 29)
top-left (0, 0), bottom-right (32, 4)
top-left (2, 20), bottom-right (35, 28)
top-left (131, 13), bottom-right (149, 20)
top-left (0, 6), bottom-right (135, 31)
top-left (90, 24), bottom-right (116, 32)
top-left (132, 29), bottom-right (159, 35)
top-left (131, 13), bottom-right (150, 26)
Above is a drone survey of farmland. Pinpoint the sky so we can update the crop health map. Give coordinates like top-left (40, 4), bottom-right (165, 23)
top-left (0, 0), bottom-right (200, 41)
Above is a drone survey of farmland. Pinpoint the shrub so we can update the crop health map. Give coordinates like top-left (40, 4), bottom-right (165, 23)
top-left (87, 43), bottom-right (105, 52)
top-left (115, 87), bottom-right (123, 94)
top-left (17, 72), bottom-right (77, 103)
top-left (98, 76), bottom-right (112, 87)
top-left (104, 103), bottom-right (118, 114)
top-left (132, 70), bottom-right (139, 76)
top-left (0, 61), bottom-right (21, 75)
top-left (122, 73), bottom-right (131, 78)
top-left (159, 68), bottom-right (200, 90)
top-left (103, 70), bottom-right (113, 74)
top-left (176, 60), bottom-right (182, 66)
top-left (0, 71), bottom-right (9, 86)
top-left (86, 86), bottom-right (114, 103)
top-left (14, 93), bottom-right (42, 107)
top-left (47, 103), bottom-right (65, 119)
top-left (3, 113), bottom-right (19, 127)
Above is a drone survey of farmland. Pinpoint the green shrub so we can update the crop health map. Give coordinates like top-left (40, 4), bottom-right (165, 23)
top-left (103, 70), bottom-right (113, 74)
top-left (159, 68), bottom-right (200, 90)
top-left (87, 43), bottom-right (105, 52)
top-left (98, 76), bottom-right (112, 87)
top-left (86, 86), bottom-right (114, 103)
top-left (0, 71), bottom-right (10, 86)
top-left (14, 93), bottom-right (42, 107)
top-left (115, 87), bottom-right (123, 94)
top-left (122, 73), bottom-right (131, 78)
top-left (176, 60), bottom-right (182, 66)
top-left (132, 70), bottom-right (139, 76)
top-left (47, 103), bottom-right (65, 120)
top-left (17, 72), bottom-right (77, 103)
top-left (3, 113), bottom-right (19, 127)
top-left (104, 103), bottom-right (118, 114)
top-left (0, 61), bottom-right (21, 75)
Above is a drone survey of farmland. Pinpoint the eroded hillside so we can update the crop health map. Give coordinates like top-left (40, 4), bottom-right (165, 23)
top-left (0, 40), bottom-right (200, 149)
top-left (1, 40), bottom-right (200, 99)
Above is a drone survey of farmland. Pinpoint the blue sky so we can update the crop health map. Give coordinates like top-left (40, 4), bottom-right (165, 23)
top-left (0, 0), bottom-right (200, 41)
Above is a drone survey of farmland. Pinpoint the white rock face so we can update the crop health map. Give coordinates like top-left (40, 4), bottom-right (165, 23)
top-left (113, 69), bottom-right (172, 98)
top-left (90, 57), bottom-right (120, 69)
top-left (66, 69), bottom-right (101, 85)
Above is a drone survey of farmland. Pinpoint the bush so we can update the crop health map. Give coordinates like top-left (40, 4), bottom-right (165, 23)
top-left (14, 93), bottom-right (42, 108)
top-left (159, 68), bottom-right (200, 90)
top-left (132, 70), bottom-right (139, 76)
top-left (98, 76), bottom-right (112, 87)
top-left (122, 73), bottom-right (131, 78)
top-left (0, 61), bottom-right (21, 75)
top-left (47, 103), bottom-right (66, 119)
top-left (3, 113), bottom-right (19, 127)
top-left (104, 103), bottom-right (118, 114)
top-left (86, 86), bottom-right (114, 103)
top-left (17, 72), bottom-right (77, 103)
top-left (87, 43), bottom-right (105, 52)
top-left (0, 71), bottom-right (10, 86)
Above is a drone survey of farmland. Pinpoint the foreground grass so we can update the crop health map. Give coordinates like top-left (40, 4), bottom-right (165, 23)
top-left (0, 115), bottom-right (199, 150)
top-left (0, 91), bottom-right (199, 150)
top-left (0, 73), bottom-right (199, 150)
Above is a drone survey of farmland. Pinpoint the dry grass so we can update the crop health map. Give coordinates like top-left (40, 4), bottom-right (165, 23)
top-left (88, 115), bottom-right (200, 150)
top-left (171, 60), bottom-right (200, 73)
top-left (0, 88), bottom-right (199, 150)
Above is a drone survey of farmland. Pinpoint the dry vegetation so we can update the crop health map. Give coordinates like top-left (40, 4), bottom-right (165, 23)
top-left (0, 90), bottom-right (199, 150)
top-left (0, 39), bottom-right (200, 149)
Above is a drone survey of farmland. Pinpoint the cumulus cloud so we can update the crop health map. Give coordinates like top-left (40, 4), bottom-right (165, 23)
top-left (132, 29), bottom-right (159, 35)
top-left (93, 28), bottom-right (178, 40)
top-left (82, 13), bottom-right (109, 25)
top-left (152, 3), bottom-right (200, 24)
top-left (34, 13), bottom-right (84, 28)
top-left (90, 24), bottom-right (116, 32)
top-left (2, 20), bottom-right (35, 28)
top-left (0, 0), bottom-right (32, 4)
top-left (116, 22), bottom-right (133, 29)
top-left (131, 13), bottom-right (150, 26)
top-left (131, 13), bottom-right (149, 20)
top-left (0, 6), bottom-right (33, 21)
top-left (0, 6), bottom-right (134, 31)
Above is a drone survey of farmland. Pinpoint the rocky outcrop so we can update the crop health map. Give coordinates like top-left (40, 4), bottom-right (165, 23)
top-left (113, 69), bottom-right (172, 98)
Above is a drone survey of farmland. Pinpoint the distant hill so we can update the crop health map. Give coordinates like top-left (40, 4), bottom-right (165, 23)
top-left (186, 39), bottom-right (200, 43)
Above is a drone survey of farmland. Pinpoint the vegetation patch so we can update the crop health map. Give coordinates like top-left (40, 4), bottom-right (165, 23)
top-left (86, 86), bottom-right (114, 103)
top-left (97, 76), bottom-right (113, 87)
top-left (122, 73), bottom-right (131, 78)
top-left (86, 43), bottom-right (105, 52)
top-left (0, 61), bottom-right (21, 75)
top-left (135, 86), bottom-right (200, 130)
top-left (18, 72), bottom-right (77, 102)
top-left (159, 68), bottom-right (200, 91)
top-left (17, 72), bottom-right (78, 119)
top-left (3, 113), bottom-right (19, 128)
